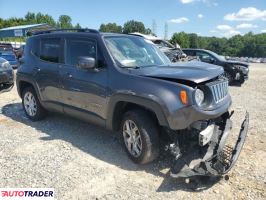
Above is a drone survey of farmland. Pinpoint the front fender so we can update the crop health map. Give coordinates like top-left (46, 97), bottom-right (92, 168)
top-left (106, 93), bottom-right (170, 131)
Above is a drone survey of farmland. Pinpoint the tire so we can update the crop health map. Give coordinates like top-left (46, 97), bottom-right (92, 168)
top-left (22, 87), bottom-right (46, 121)
top-left (239, 74), bottom-right (245, 84)
top-left (120, 110), bottom-right (159, 164)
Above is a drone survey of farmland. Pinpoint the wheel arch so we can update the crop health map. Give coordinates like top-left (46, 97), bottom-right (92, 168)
top-left (106, 94), bottom-right (169, 131)
top-left (17, 79), bottom-right (40, 100)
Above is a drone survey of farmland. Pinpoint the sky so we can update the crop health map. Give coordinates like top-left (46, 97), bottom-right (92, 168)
top-left (0, 0), bottom-right (266, 38)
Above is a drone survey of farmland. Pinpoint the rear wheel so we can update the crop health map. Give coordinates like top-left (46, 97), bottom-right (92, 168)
top-left (22, 87), bottom-right (46, 121)
top-left (121, 110), bottom-right (159, 164)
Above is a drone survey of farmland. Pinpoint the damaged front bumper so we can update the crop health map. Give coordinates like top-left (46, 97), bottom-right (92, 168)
top-left (170, 111), bottom-right (249, 178)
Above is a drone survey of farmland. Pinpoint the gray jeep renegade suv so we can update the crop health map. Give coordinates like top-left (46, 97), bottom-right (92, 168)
top-left (17, 29), bottom-right (249, 178)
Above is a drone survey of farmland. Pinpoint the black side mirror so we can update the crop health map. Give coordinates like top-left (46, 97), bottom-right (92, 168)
top-left (78, 56), bottom-right (96, 69)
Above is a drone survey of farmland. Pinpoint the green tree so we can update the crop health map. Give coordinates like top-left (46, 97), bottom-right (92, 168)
top-left (99, 23), bottom-right (122, 33)
top-left (25, 12), bottom-right (36, 24)
top-left (145, 28), bottom-right (152, 35)
top-left (254, 33), bottom-right (266, 57)
top-left (170, 32), bottom-right (190, 48)
top-left (34, 12), bottom-right (56, 27)
top-left (58, 15), bottom-right (72, 29)
top-left (0, 18), bottom-right (4, 29)
top-left (0, 13), bottom-right (265, 57)
top-left (188, 33), bottom-right (199, 48)
top-left (123, 20), bottom-right (146, 34)
top-left (74, 23), bottom-right (82, 29)
top-left (226, 35), bottom-right (244, 56)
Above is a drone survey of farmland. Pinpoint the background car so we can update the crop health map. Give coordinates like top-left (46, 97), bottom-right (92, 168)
top-left (130, 32), bottom-right (186, 62)
top-left (0, 57), bottom-right (14, 93)
top-left (0, 42), bottom-right (13, 51)
top-left (183, 48), bottom-right (249, 85)
top-left (0, 51), bottom-right (19, 69)
top-left (14, 44), bottom-right (25, 59)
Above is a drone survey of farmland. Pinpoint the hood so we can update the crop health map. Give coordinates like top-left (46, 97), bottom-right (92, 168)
top-left (8, 60), bottom-right (19, 65)
top-left (226, 60), bottom-right (249, 67)
top-left (131, 61), bottom-right (224, 84)
top-left (0, 55), bottom-right (17, 62)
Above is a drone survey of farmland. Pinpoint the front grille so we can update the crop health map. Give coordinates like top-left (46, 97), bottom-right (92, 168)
top-left (208, 80), bottom-right (229, 103)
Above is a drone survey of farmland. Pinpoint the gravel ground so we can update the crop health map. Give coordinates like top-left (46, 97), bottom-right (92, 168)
top-left (0, 64), bottom-right (265, 200)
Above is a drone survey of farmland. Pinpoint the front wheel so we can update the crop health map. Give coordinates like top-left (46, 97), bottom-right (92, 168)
top-left (22, 87), bottom-right (46, 121)
top-left (121, 110), bottom-right (159, 164)
top-left (224, 71), bottom-right (234, 84)
top-left (239, 74), bottom-right (245, 84)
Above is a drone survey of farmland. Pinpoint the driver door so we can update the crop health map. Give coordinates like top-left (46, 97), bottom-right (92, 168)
top-left (60, 37), bottom-right (108, 126)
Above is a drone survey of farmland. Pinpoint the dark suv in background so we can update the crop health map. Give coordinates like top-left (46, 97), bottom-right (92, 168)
top-left (16, 29), bottom-right (249, 178)
top-left (183, 49), bottom-right (249, 85)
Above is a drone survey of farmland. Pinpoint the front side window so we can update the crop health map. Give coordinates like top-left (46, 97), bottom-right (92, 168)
top-left (196, 51), bottom-right (216, 63)
top-left (105, 36), bottom-right (170, 68)
top-left (40, 38), bottom-right (60, 63)
top-left (65, 39), bottom-right (96, 66)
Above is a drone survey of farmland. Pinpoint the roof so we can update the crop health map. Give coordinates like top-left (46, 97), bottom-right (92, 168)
top-left (0, 23), bottom-right (52, 38)
top-left (29, 29), bottom-right (138, 38)
top-left (130, 32), bottom-right (161, 40)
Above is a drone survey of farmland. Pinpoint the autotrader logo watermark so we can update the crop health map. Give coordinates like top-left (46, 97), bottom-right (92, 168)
top-left (0, 188), bottom-right (54, 199)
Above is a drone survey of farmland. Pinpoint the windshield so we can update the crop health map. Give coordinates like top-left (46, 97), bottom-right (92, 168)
top-left (207, 50), bottom-right (226, 61)
top-left (104, 36), bottom-right (171, 68)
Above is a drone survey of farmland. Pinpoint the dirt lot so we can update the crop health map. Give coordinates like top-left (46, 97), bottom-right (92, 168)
top-left (0, 64), bottom-right (265, 200)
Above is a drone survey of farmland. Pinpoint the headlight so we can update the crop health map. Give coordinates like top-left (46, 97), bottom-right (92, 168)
top-left (0, 61), bottom-right (12, 70)
top-left (235, 65), bottom-right (249, 73)
top-left (195, 89), bottom-right (205, 106)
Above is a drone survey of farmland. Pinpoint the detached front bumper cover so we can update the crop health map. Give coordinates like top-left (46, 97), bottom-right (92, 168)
top-left (171, 112), bottom-right (249, 178)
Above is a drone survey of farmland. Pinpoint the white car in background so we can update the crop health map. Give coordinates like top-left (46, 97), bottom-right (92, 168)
top-left (130, 32), bottom-right (186, 62)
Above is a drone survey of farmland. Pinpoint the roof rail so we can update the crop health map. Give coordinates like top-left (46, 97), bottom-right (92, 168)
top-left (27, 28), bottom-right (99, 36)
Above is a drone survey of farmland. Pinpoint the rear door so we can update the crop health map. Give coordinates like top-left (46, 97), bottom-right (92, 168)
top-left (34, 37), bottom-right (63, 112)
top-left (59, 36), bottom-right (108, 126)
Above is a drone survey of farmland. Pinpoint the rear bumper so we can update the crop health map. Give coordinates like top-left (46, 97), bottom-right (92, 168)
top-left (170, 111), bottom-right (249, 178)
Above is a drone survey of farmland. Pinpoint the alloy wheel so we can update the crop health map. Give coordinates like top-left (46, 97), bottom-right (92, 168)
top-left (23, 91), bottom-right (37, 117)
top-left (123, 120), bottom-right (143, 157)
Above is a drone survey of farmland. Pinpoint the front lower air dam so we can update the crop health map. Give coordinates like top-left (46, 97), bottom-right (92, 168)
top-left (170, 111), bottom-right (249, 178)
